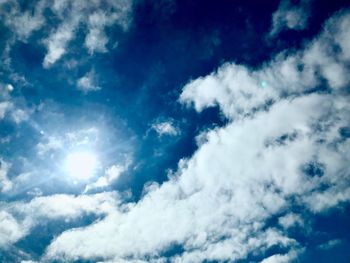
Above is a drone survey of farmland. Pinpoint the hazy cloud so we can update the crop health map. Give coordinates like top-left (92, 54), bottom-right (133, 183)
top-left (77, 70), bottom-right (101, 93)
top-left (269, 0), bottom-right (311, 37)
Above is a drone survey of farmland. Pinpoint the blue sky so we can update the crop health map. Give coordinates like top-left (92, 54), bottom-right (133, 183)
top-left (1, 0), bottom-right (350, 262)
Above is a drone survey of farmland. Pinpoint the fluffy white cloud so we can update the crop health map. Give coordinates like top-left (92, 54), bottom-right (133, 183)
top-left (0, 211), bottom-right (27, 248)
top-left (180, 11), bottom-right (350, 120)
top-left (269, 0), bottom-right (310, 37)
top-left (0, 192), bottom-right (119, 249)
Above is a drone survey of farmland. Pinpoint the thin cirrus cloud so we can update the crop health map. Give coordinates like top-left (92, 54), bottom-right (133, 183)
top-left (0, 9), bottom-right (345, 262)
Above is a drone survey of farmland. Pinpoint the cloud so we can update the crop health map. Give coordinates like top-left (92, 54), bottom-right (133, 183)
top-left (0, 0), bottom-right (45, 41)
top-left (151, 120), bottom-right (180, 137)
top-left (84, 162), bottom-right (130, 192)
top-left (0, 101), bottom-right (12, 119)
top-left (0, 211), bottom-right (27, 248)
top-left (278, 213), bottom-right (304, 229)
top-left (40, 10), bottom-right (350, 262)
top-left (0, 0), bottom-right (133, 68)
top-left (180, 10), bottom-right (350, 119)
top-left (0, 159), bottom-right (12, 193)
top-left (42, 0), bottom-right (133, 67)
top-left (260, 249), bottom-right (301, 263)
top-left (11, 108), bottom-right (30, 124)
top-left (77, 70), bottom-right (101, 93)
top-left (318, 239), bottom-right (342, 250)
top-left (0, 85), bottom-right (31, 124)
top-left (36, 136), bottom-right (63, 156)
top-left (0, 192), bottom-right (120, 249)
top-left (269, 0), bottom-right (311, 37)
top-left (42, 19), bottom-right (79, 68)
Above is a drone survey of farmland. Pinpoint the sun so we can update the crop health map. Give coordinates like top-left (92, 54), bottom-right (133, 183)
top-left (64, 151), bottom-right (98, 180)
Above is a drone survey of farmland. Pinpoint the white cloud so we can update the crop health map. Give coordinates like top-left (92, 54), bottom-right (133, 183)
top-left (36, 136), bottom-right (63, 156)
top-left (151, 120), bottom-right (180, 137)
top-left (318, 239), bottom-right (342, 250)
top-left (260, 249), bottom-right (300, 263)
top-left (11, 108), bottom-right (30, 124)
top-left (180, 11), bottom-right (350, 120)
top-left (42, 0), bottom-right (132, 67)
top-left (77, 70), bottom-right (101, 93)
top-left (0, 0), bottom-right (45, 41)
top-left (278, 213), bottom-right (303, 229)
top-left (0, 0), bottom-right (133, 68)
top-left (85, 11), bottom-right (112, 54)
top-left (41, 10), bottom-right (350, 262)
top-left (0, 211), bottom-right (27, 248)
top-left (0, 101), bottom-right (12, 119)
top-left (269, 0), bottom-right (310, 37)
top-left (43, 19), bottom-right (79, 68)
top-left (0, 159), bottom-right (12, 193)
top-left (84, 162), bottom-right (130, 192)
top-left (0, 192), bottom-right (120, 249)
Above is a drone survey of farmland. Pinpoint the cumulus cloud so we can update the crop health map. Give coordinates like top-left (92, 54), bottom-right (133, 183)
top-left (181, 11), bottom-right (350, 119)
top-left (269, 0), bottom-right (311, 37)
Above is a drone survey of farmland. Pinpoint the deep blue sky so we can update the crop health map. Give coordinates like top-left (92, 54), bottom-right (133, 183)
top-left (1, 0), bottom-right (350, 262)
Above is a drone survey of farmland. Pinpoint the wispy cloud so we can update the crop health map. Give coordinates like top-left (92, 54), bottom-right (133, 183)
top-left (0, 0), bottom-right (133, 68)
top-left (151, 120), bottom-right (180, 137)
top-left (77, 70), bottom-right (101, 93)
top-left (269, 0), bottom-right (311, 37)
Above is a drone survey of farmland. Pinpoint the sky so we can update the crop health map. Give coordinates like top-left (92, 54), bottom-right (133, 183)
top-left (0, 0), bottom-right (350, 262)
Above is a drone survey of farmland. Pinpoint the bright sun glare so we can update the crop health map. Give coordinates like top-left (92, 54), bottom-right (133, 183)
top-left (65, 151), bottom-right (98, 180)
